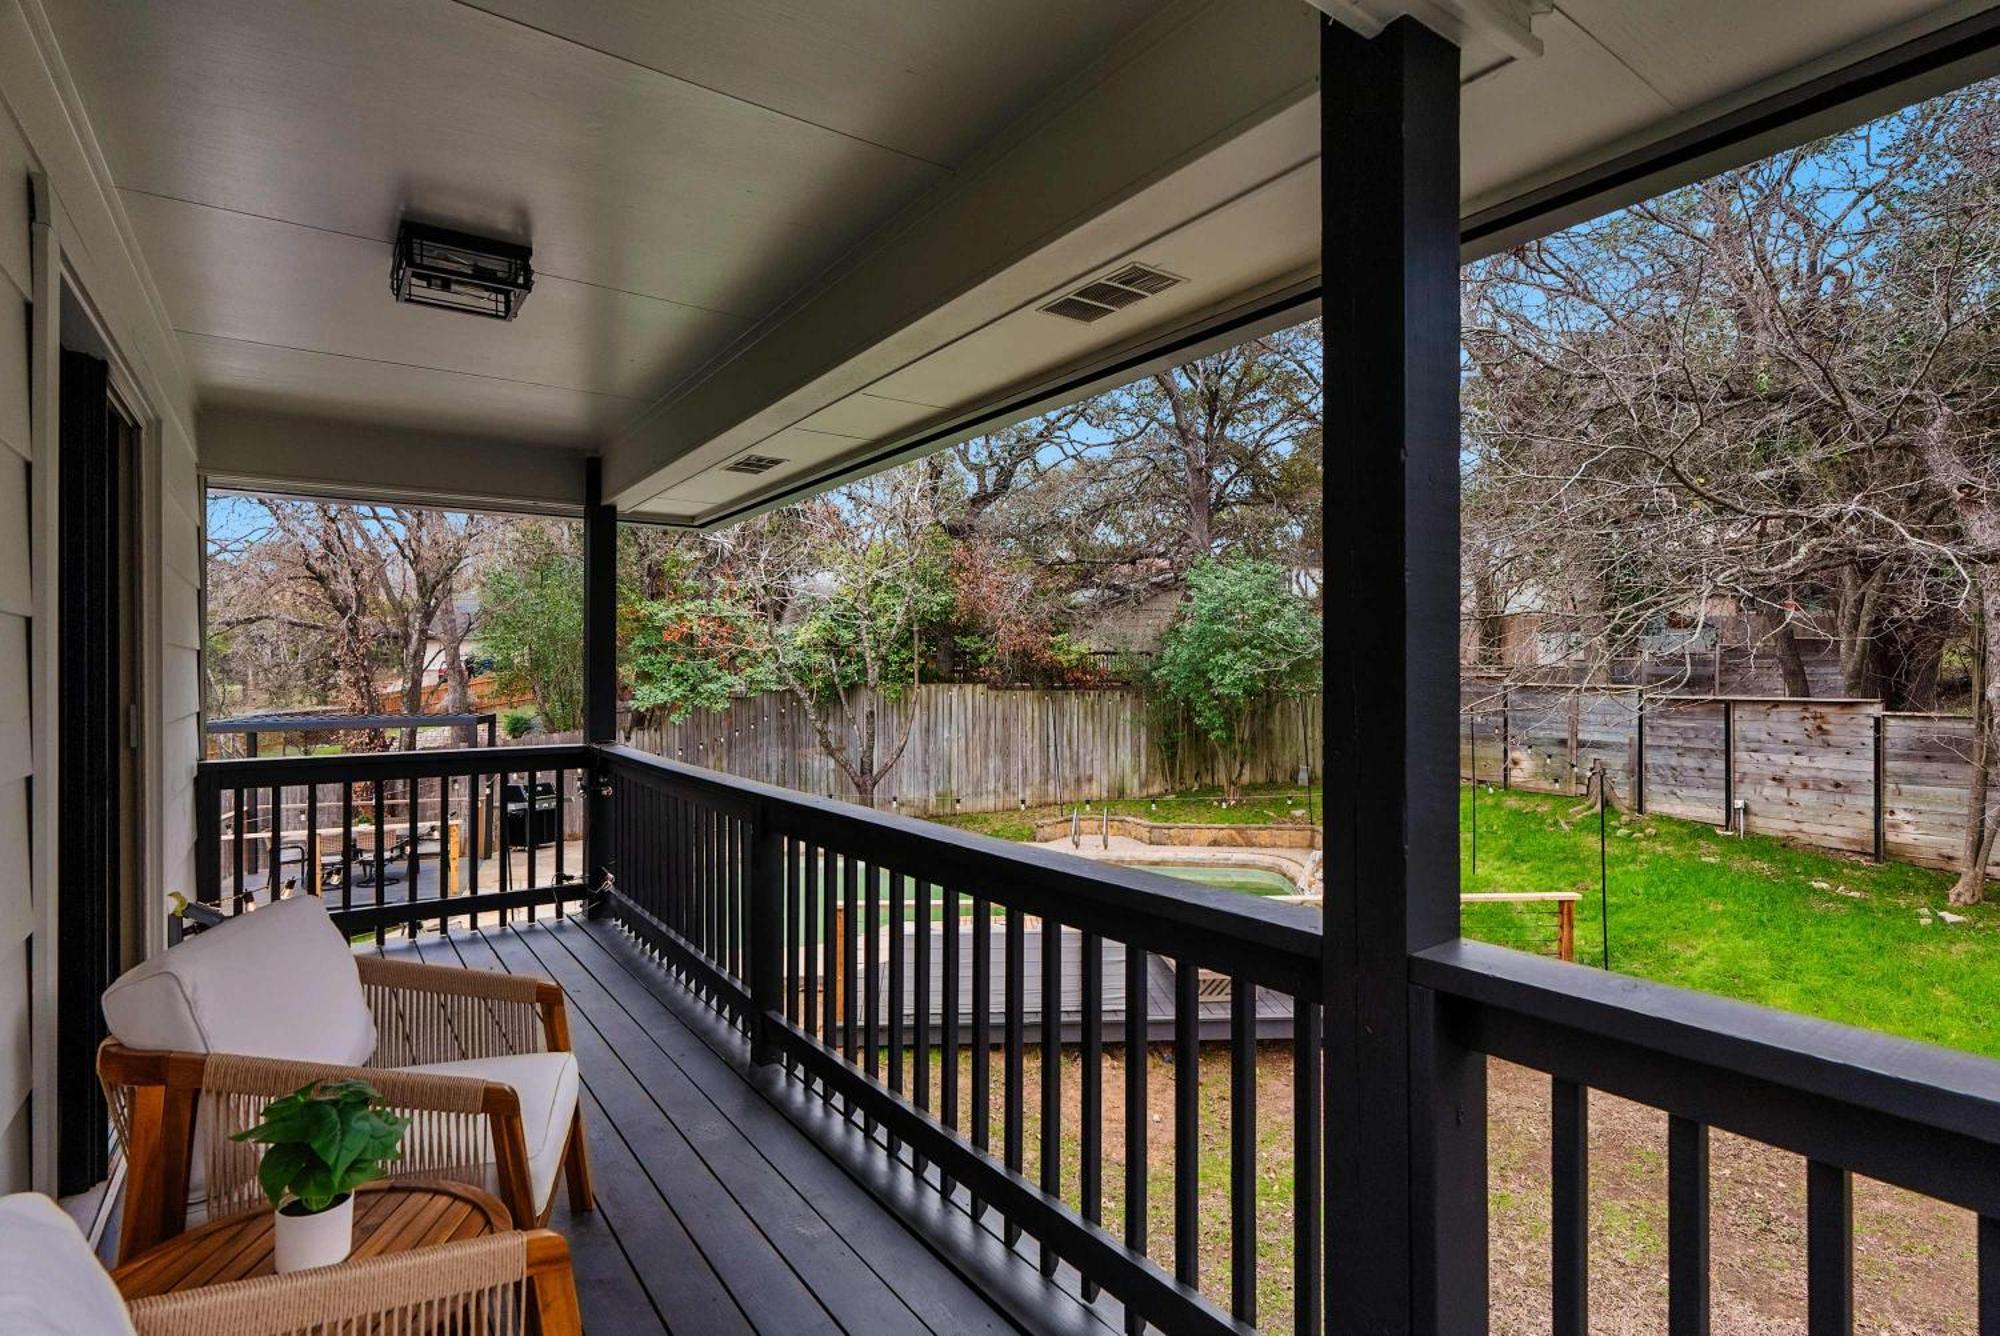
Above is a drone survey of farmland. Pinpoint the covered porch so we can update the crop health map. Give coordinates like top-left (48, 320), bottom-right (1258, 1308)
top-left (6, 0), bottom-right (2000, 1331)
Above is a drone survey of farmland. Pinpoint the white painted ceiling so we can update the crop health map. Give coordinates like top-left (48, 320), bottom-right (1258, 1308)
top-left (40, 0), bottom-right (1997, 523)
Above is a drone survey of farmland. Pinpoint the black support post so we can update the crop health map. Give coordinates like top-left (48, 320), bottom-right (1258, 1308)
top-left (582, 456), bottom-right (618, 915)
top-left (1322, 15), bottom-right (1482, 1335)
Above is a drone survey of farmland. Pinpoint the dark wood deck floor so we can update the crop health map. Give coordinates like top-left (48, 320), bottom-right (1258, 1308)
top-left (381, 913), bottom-right (1115, 1335)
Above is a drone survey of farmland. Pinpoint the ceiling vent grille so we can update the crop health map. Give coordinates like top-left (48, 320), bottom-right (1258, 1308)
top-left (1104, 263), bottom-right (1182, 294)
top-left (722, 453), bottom-right (787, 475)
top-left (1040, 263), bottom-right (1185, 323)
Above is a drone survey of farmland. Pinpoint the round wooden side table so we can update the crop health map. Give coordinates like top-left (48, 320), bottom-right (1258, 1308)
top-left (113, 1179), bottom-right (512, 1300)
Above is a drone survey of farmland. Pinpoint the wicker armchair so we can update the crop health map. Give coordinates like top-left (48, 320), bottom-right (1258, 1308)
top-left (0, 1190), bottom-right (581, 1336)
top-left (99, 901), bottom-right (594, 1263)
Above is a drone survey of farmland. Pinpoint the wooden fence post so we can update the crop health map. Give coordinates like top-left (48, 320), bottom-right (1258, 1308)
top-left (1500, 687), bottom-right (1511, 791)
top-left (1722, 700), bottom-right (1737, 832)
top-left (1569, 694), bottom-right (1582, 794)
top-left (1633, 690), bottom-right (1647, 816)
top-left (1873, 711), bottom-right (1887, 864)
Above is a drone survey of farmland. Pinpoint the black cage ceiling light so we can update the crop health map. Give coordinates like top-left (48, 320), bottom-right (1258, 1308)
top-left (390, 221), bottom-right (533, 320)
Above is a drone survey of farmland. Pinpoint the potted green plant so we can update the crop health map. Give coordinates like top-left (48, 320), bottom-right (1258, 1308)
top-left (230, 1078), bottom-right (409, 1272)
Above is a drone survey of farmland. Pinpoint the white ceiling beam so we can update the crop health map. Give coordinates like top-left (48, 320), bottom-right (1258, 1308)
top-left (1305, 0), bottom-right (1546, 61)
top-left (199, 407), bottom-right (589, 515)
top-left (599, 0), bottom-right (1319, 511)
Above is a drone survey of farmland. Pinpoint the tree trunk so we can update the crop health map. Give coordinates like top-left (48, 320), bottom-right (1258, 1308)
top-left (1917, 409), bottom-right (1997, 906)
top-left (1761, 609), bottom-right (1812, 697)
top-left (436, 589), bottom-right (476, 746)
top-left (1952, 594), bottom-right (1998, 904)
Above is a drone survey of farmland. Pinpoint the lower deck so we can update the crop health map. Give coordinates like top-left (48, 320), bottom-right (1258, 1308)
top-left (380, 912), bottom-right (1113, 1334)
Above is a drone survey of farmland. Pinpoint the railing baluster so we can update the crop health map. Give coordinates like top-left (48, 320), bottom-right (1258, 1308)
top-left (1806, 1160), bottom-right (1851, 1336)
top-left (466, 771), bottom-right (479, 904)
top-left (1293, 999), bottom-right (1320, 1336)
top-left (865, 860), bottom-right (882, 1134)
top-left (971, 893), bottom-right (991, 1220)
top-left (1552, 1078), bottom-right (1588, 1336)
top-left (496, 769), bottom-right (511, 911)
top-left (1230, 976), bottom-right (1256, 1323)
top-left (821, 846), bottom-right (837, 1057)
top-left (1125, 944), bottom-right (1148, 1336)
top-left (305, 783), bottom-right (318, 899)
top-left (1174, 957), bottom-right (1199, 1289)
top-left (267, 784), bottom-right (281, 899)
top-left (1081, 930), bottom-right (1102, 1302)
top-left (1040, 917), bottom-right (1063, 1277)
top-left (733, 814), bottom-right (747, 983)
top-left (405, 775), bottom-right (420, 933)
top-left (889, 865), bottom-right (906, 1095)
top-left (232, 785), bottom-right (246, 915)
top-left (340, 785), bottom-right (354, 917)
top-left (842, 852), bottom-right (859, 1114)
top-left (788, 844), bottom-right (804, 1040)
top-left (784, 834), bottom-right (800, 1045)
top-left (373, 780), bottom-right (387, 947)
top-left (1004, 905), bottom-right (1025, 1248)
top-left (888, 862), bottom-right (906, 1158)
top-left (913, 875), bottom-right (931, 1182)
top-left (554, 765), bottom-right (567, 893)
top-left (525, 767), bottom-right (539, 920)
top-left (1668, 1115), bottom-right (1710, 1336)
top-left (1980, 1215), bottom-right (2000, 1336)
top-left (674, 793), bottom-right (688, 943)
top-left (942, 880), bottom-right (959, 1198)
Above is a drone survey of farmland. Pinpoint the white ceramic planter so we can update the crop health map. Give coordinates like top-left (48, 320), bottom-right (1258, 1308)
top-left (272, 1193), bottom-right (354, 1274)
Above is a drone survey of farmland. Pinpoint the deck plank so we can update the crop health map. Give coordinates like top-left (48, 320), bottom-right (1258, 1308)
top-left (381, 913), bottom-right (1126, 1334)
top-left (495, 920), bottom-right (940, 1336)
top-left (434, 928), bottom-right (828, 1333)
top-left (545, 917), bottom-right (1023, 1335)
top-left (400, 933), bottom-right (745, 1334)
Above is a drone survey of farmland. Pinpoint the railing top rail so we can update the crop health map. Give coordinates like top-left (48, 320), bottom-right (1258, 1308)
top-left (1415, 939), bottom-right (2000, 1148)
top-left (599, 743), bottom-right (1324, 978)
top-left (198, 743), bottom-right (591, 786)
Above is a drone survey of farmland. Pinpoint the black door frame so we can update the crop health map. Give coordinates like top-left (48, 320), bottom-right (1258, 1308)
top-left (54, 347), bottom-right (140, 1196)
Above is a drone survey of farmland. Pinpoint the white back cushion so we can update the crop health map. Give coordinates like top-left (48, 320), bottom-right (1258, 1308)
top-left (101, 895), bottom-right (375, 1065)
top-left (0, 1193), bottom-right (135, 1334)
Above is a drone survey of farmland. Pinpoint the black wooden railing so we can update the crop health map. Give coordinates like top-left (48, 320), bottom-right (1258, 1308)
top-left (194, 740), bottom-right (2000, 1332)
top-left (599, 744), bottom-right (1324, 1333)
top-left (195, 744), bottom-right (592, 937)
top-left (1416, 940), bottom-right (2000, 1334)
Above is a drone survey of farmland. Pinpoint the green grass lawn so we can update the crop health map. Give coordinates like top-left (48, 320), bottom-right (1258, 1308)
top-left (1461, 785), bottom-right (2000, 1059)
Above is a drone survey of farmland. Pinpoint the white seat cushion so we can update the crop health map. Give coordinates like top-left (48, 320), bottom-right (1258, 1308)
top-left (0, 1193), bottom-right (135, 1334)
top-left (397, 1051), bottom-right (579, 1215)
top-left (101, 895), bottom-right (375, 1066)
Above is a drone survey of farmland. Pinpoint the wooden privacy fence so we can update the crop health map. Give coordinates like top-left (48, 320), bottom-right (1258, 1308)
top-left (1461, 684), bottom-right (1998, 874)
top-left (618, 684), bottom-right (1324, 815)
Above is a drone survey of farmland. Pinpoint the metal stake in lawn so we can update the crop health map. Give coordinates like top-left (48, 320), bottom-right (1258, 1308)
top-left (1594, 758), bottom-right (1610, 970)
top-left (1468, 711), bottom-right (1478, 874)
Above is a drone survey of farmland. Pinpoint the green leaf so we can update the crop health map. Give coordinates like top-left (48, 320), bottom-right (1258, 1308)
top-left (257, 1142), bottom-right (308, 1210)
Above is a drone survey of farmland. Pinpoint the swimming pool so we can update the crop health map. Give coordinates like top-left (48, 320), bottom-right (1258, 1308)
top-left (1140, 864), bottom-right (1300, 896)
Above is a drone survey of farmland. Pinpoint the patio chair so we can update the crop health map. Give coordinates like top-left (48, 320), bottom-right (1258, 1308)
top-left (97, 896), bottom-right (595, 1263)
top-left (0, 1191), bottom-right (583, 1336)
